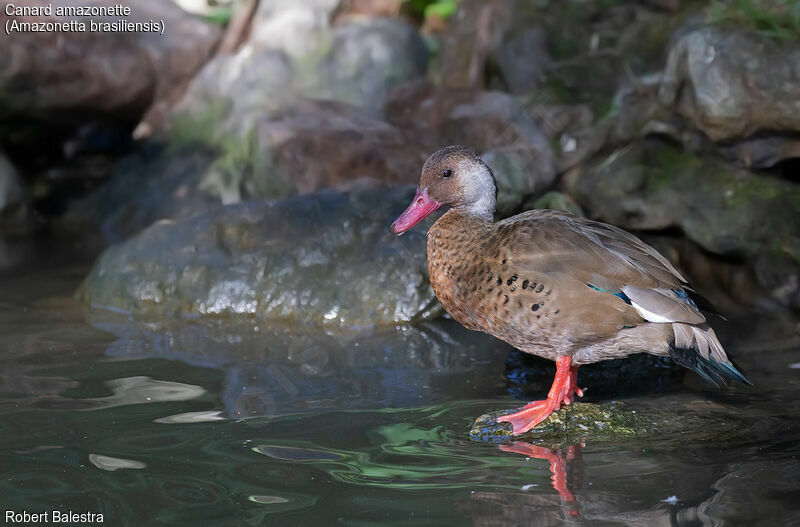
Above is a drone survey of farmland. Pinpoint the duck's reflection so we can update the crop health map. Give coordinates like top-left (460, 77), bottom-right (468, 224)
top-left (499, 441), bottom-right (582, 517)
top-left (466, 438), bottom-right (741, 526)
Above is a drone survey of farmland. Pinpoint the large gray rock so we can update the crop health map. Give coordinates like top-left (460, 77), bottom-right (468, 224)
top-left (566, 140), bottom-right (800, 308)
top-left (660, 26), bottom-right (800, 141)
top-left (80, 185), bottom-right (440, 330)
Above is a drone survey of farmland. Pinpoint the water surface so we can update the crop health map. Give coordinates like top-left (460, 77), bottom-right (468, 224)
top-left (1, 246), bottom-right (798, 526)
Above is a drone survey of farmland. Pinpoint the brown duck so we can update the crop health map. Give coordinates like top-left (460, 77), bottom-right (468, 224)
top-left (391, 146), bottom-right (749, 435)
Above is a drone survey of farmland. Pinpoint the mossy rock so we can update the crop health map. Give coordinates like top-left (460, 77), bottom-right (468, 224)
top-left (470, 399), bottom-right (751, 446)
top-left (471, 402), bottom-right (647, 444)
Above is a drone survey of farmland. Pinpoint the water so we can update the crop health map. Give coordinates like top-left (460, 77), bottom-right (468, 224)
top-left (1, 246), bottom-right (799, 526)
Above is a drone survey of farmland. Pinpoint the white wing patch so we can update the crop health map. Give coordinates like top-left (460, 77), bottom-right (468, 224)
top-left (622, 286), bottom-right (706, 324)
top-left (631, 301), bottom-right (676, 323)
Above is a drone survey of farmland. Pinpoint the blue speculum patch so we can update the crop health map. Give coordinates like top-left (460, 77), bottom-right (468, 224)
top-left (673, 289), bottom-right (698, 309)
top-left (586, 283), bottom-right (631, 305)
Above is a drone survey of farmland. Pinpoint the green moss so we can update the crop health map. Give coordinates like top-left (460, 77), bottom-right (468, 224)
top-left (542, 77), bottom-right (575, 104)
top-left (550, 36), bottom-right (581, 61)
top-left (404, 0), bottom-right (459, 21)
top-left (167, 99), bottom-right (228, 150)
top-left (641, 146), bottom-right (702, 193)
top-left (708, 0), bottom-right (800, 40)
top-left (203, 5), bottom-right (235, 26)
top-left (168, 102), bottom-right (292, 203)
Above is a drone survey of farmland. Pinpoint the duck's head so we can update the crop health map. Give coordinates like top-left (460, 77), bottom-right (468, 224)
top-left (390, 145), bottom-right (497, 235)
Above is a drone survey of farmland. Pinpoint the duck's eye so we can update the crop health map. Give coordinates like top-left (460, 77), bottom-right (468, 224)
top-left (442, 169), bottom-right (453, 178)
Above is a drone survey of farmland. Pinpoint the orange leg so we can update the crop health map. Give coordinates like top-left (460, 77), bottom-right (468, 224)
top-left (566, 365), bottom-right (583, 403)
top-left (497, 356), bottom-right (584, 435)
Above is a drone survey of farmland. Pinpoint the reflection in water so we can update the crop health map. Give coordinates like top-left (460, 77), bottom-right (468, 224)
top-left (83, 376), bottom-right (207, 410)
top-left (499, 441), bottom-right (581, 516)
top-left (242, 405), bottom-right (775, 525)
top-left (465, 436), bottom-right (771, 527)
top-left (92, 315), bottom-right (513, 418)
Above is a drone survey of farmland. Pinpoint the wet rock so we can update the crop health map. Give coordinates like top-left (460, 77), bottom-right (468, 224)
top-left (79, 185), bottom-right (441, 330)
top-left (470, 398), bottom-right (752, 445)
top-left (0, 0), bottom-right (220, 137)
top-left (385, 81), bottom-right (557, 215)
top-left (471, 403), bottom-right (647, 443)
top-left (660, 26), bottom-right (800, 142)
top-left (566, 139), bottom-right (800, 308)
top-left (92, 100), bottom-right (428, 239)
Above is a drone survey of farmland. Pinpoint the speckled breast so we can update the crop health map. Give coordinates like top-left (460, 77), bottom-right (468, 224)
top-left (425, 222), bottom-right (486, 332)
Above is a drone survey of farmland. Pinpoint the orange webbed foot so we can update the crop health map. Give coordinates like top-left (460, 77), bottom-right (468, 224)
top-left (497, 400), bottom-right (559, 435)
top-left (497, 356), bottom-right (584, 435)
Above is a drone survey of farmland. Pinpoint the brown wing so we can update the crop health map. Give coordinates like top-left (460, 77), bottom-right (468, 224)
top-left (494, 210), bottom-right (686, 289)
top-left (484, 210), bottom-right (707, 341)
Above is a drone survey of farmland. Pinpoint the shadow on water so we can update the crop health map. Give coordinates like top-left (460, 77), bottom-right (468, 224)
top-left (0, 256), bottom-right (799, 525)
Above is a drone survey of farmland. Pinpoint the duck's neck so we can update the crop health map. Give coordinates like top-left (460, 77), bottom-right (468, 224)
top-left (429, 207), bottom-right (495, 241)
top-left (460, 193), bottom-right (496, 221)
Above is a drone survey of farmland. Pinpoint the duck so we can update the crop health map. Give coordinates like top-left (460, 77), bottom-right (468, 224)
top-left (390, 145), bottom-right (750, 435)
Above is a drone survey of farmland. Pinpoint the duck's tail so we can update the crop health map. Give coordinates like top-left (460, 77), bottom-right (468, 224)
top-left (669, 322), bottom-right (751, 387)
